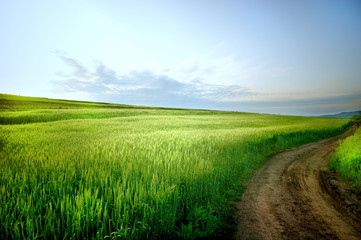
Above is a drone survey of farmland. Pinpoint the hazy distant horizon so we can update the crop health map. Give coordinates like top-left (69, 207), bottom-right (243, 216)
top-left (2, 92), bottom-right (360, 117)
top-left (1, 0), bottom-right (360, 115)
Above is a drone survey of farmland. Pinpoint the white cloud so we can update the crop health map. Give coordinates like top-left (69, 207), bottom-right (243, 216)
top-left (53, 54), bottom-right (361, 115)
top-left (54, 55), bottom-right (255, 107)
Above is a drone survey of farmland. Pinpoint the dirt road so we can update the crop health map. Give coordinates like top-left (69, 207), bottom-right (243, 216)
top-left (234, 126), bottom-right (361, 240)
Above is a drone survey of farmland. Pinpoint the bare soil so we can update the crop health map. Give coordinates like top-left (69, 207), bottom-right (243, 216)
top-left (234, 126), bottom-right (361, 240)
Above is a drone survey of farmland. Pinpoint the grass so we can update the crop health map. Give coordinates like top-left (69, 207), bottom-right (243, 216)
top-left (329, 126), bottom-right (361, 191)
top-left (0, 93), bottom-right (149, 110)
top-left (0, 93), bottom-right (352, 239)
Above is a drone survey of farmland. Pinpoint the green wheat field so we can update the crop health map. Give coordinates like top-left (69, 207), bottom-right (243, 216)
top-left (0, 94), bottom-right (352, 239)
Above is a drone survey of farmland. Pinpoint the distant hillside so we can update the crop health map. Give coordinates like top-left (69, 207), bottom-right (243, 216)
top-left (320, 111), bottom-right (361, 119)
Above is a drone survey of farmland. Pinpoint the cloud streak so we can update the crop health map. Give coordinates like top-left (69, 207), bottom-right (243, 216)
top-left (54, 55), bottom-right (254, 108)
top-left (54, 55), bottom-right (361, 115)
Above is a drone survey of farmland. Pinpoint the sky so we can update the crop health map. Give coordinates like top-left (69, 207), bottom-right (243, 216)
top-left (1, 0), bottom-right (361, 115)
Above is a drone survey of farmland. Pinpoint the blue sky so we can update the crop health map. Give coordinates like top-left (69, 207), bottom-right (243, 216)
top-left (1, 0), bottom-right (360, 115)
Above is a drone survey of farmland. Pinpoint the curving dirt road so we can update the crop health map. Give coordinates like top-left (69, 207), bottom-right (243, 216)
top-left (234, 126), bottom-right (361, 240)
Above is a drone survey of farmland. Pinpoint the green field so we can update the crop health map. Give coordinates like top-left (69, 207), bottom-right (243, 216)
top-left (0, 94), bottom-right (351, 239)
top-left (329, 125), bottom-right (361, 191)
